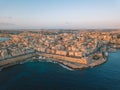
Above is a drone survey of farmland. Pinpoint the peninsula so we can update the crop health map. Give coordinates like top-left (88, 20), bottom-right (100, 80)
top-left (0, 29), bottom-right (120, 70)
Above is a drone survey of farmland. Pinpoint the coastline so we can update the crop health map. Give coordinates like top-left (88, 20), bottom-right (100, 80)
top-left (0, 52), bottom-right (36, 70)
top-left (0, 51), bottom-right (108, 71)
top-left (35, 53), bottom-right (108, 70)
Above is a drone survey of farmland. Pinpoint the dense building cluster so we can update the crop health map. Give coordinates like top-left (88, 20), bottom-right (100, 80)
top-left (0, 30), bottom-right (120, 61)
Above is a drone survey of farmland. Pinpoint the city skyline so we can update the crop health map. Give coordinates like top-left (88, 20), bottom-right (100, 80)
top-left (0, 0), bottom-right (120, 29)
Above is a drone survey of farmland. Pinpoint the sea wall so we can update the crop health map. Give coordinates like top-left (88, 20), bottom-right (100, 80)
top-left (39, 53), bottom-right (88, 64)
top-left (0, 52), bottom-right (36, 69)
top-left (37, 53), bottom-right (107, 69)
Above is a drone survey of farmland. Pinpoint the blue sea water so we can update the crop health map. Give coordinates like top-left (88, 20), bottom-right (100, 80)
top-left (0, 37), bottom-right (10, 42)
top-left (0, 50), bottom-right (120, 90)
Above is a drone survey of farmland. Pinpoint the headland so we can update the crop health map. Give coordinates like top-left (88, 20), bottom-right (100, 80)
top-left (0, 29), bottom-right (120, 70)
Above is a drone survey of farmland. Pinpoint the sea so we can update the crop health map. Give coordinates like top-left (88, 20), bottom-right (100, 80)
top-left (0, 37), bottom-right (10, 42)
top-left (0, 38), bottom-right (120, 90)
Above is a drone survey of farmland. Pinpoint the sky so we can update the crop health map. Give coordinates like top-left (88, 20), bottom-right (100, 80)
top-left (0, 0), bottom-right (120, 29)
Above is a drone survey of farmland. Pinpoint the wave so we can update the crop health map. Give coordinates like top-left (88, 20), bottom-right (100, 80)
top-left (59, 63), bottom-right (74, 71)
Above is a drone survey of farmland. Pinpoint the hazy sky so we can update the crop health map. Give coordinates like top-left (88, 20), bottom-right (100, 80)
top-left (0, 0), bottom-right (120, 29)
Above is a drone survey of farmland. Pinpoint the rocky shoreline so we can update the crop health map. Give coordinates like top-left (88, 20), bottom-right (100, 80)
top-left (0, 52), bottom-right (36, 70)
top-left (0, 51), bottom-right (107, 71)
top-left (34, 52), bottom-right (108, 70)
